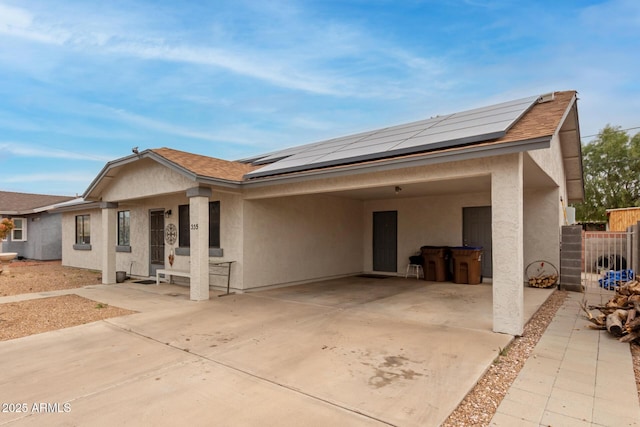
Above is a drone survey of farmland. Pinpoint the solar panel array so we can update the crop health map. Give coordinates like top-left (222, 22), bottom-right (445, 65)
top-left (245, 94), bottom-right (540, 179)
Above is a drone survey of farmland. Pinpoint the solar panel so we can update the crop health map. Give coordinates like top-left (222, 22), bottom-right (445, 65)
top-left (245, 94), bottom-right (540, 178)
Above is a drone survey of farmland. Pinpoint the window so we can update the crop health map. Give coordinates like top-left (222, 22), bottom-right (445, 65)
top-left (76, 215), bottom-right (90, 244)
top-left (118, 211), bottom-right (130, 246)
top-left (11, 218), bottom-right (26, 241)
top-left (178, 201), bottom-right (220, 248)
top-left (178, 204), bottom-right (190, 247)
top-left (209, 201), bottom-right (220, 248)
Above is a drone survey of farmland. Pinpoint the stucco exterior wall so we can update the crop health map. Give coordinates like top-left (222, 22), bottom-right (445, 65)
top-left (523, 187), bottom-right (561, 273)
top-left (1, 213), bottom-right (64, 260)
top-left (113, 195), bottom-right (181, 277)
top-left (242, 194), bottom-right (363, 289)
top-left (245, 155), bottom-right (518, 201)
top-left (62, 209), bottom-right (102, 270)
top-left (101, 159), bottom-right (196, 202)
top-left (528, 134), bottom-right (569, 222)
top-left (62, 188), bottom-right (244, 287)
top-left (363, 191), bottom-right (491, 274)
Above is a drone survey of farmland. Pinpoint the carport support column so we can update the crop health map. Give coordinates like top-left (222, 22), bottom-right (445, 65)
top-left (492, 154), bottom-right (524, 335)
top-left (187, 187), bottom-right (211, 301)
top-left (100, 202), bottom-right (118, 284)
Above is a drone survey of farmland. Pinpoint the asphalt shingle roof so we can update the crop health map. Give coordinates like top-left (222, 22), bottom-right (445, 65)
top-left (87, 90), bottom-right (579, 194)
top-left (151, 147), bottom-right (260, 182)
top-left (0, 191), bottom-right (74, 214)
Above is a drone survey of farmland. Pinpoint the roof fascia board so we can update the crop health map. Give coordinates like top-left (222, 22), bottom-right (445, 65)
top-left (244, 137), bottom-right (551, 189)
top-left (195, 175), bottom-right (244, 190)
top-left (559, 94), bottom-right (578, 135)
top-left (52, 201), bottom-right (102, 213)
top-left (557, 93), bottom-right (585, 201)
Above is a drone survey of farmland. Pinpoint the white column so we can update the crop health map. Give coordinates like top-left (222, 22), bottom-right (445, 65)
top-left (187, 187), bottom-right (211, 301)
top-left (492, 154), bottom-right (524, 335)
top-left (101, 202), bottom-right (118, 284)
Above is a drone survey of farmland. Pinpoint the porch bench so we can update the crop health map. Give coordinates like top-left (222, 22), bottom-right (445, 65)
top-left (156, 269), bottom-right (191, 285)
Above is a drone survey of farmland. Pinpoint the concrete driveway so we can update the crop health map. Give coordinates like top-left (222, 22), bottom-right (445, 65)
top-left (0, 277), bottom-right (552, 426)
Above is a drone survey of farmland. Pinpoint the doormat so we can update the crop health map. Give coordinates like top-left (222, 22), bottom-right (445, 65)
top-left (134, 280), bottom-right (156, 285)
top-left (356, 274), bottom-right (391, 279)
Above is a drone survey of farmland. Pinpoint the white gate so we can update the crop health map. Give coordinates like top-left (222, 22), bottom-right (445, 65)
top-left (582, 229), bottom-right (636, 290)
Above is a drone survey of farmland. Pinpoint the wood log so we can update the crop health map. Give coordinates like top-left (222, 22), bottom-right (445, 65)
top-left (606, 309), bottom-right (627, 337)
top-left (626, 316), bottom-right (640, 332)
top-left (627, 302), bottom-right (638, 325)
top-left (620, 331), bottom-right (640, 343)
top-left (580, 301), bottom-right (606, 327)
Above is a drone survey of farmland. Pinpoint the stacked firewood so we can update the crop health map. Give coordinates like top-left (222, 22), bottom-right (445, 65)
top-left (528, 274), bottom-right (558, 288)
top-left (580, 280), bottom-right (640, 344)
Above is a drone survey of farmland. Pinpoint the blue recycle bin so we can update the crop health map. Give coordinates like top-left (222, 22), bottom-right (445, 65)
top-left (598, 269), bottom-right (634, 290)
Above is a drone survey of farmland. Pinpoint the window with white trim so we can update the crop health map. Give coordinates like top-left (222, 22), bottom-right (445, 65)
top-left (11, 218), bottom-right (26, 241)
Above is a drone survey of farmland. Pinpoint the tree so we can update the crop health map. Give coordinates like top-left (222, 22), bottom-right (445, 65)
top-left (574, 125), bottom-right (640, 222)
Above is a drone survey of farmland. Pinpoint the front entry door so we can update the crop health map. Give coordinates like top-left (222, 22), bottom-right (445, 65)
top-left (149, 210), bottom-right (165, 276)
top-left (373, 211), bottom-right (397, 273)
top-left (463, 206), bottom-right (492, 278)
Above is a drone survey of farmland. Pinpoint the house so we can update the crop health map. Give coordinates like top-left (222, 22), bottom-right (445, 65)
top-left (60, 90), bottom-right (584, 335)
top-left (0, 190), bottom-right (75, 260)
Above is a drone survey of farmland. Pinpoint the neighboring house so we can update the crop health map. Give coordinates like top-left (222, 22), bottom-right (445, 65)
top-left (60, 90), bottom-right (584, 335)
top-left (0, 191), bottom-right (74, 260)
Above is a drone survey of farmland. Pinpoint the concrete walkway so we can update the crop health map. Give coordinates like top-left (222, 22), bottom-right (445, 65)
top-left (0, 278), bottom-right (548, 427)
top-left (491, 288), bottom-right (640, 427)
top-left (2, 279), bottom-right (637, 426)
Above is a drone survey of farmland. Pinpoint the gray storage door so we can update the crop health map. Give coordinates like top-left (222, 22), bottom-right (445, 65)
top-left (373, 211), bottom-right (397, 273)
top-left (463, 206), bottom-right (493, 278)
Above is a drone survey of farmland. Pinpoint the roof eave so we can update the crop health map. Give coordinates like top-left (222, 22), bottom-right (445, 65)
top-left (83, 152), bottom-right (146, 200)
top-left (243, 136), bottom-right (552, 188)
top-left (52, 200), bottom-right (103, 213)
top-left (83, 150), bottom-right (244, 200)
top-left (558, 94), bottom-right (585, 203)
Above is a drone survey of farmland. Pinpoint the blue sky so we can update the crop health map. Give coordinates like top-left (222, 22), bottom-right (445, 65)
top-left (0, 0), bottom-right (639, 196)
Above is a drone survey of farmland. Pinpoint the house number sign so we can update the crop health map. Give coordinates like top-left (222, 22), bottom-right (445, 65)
top-left (165, 223), bottom-right (177, 245)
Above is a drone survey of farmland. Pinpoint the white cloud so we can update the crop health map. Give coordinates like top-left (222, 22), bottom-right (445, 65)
top-left (0, 143), bottom-right (111, 161)
top-left (0, 3), bottom-right (69, 44)
top-left (0, 2), bottom-right (445, 98)
top-left (0, 171), bottom-right (95, 183)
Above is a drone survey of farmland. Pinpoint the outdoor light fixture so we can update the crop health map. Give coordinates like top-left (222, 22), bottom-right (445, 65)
top-left (395, 186), bottom-right (402, 194)
top-left (165, 210), bottom-right (172, 218)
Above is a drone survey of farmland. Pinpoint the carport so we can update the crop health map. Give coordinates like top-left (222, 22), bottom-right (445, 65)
top-left (242, 149), bottom-right (562, 336)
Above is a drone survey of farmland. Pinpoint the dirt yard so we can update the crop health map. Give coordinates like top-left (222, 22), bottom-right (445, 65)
top-left (0, 260), bottom-right (638, 425)
top-left (0, 260), bottom-right (135, 341)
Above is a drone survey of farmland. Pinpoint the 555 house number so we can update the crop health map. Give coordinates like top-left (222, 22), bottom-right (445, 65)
top-left (190, 224), bottom-right (199, 230)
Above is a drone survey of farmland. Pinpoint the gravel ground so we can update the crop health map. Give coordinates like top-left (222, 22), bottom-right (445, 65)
top-left (1, 261), bottom-right (639, 423)
top-left (0, 294), bottom-right (135, 341)
top-left (0, 260), bottom-right (134, 341)
top-left (0, 260), bottom-right (102, 296)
